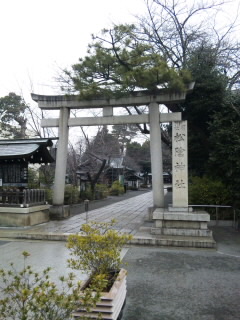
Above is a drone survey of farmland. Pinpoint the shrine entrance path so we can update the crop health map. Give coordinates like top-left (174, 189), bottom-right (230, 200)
top-left (0, 190), bottom-right (163, 240)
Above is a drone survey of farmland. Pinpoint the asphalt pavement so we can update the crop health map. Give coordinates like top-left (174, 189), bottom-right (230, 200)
top-left (121, 227), bottom-right (240, 320)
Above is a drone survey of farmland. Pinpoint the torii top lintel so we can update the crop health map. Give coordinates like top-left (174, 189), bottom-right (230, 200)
top-left (31, 84), bottom-right (194, 110)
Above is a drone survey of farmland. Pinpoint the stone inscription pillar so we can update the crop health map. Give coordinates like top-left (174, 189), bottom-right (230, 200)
top-left (149, 102), bottom-right (164, 207)
top-left (53, 107), bottom-right (70, 206)
top-left (172, 120), bottom-right (188, 208)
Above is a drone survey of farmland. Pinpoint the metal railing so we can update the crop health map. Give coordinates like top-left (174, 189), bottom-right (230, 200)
top-left (189, 204), bottom-right (239, 229)
top-left (0, 189), bottom-right (47, 207)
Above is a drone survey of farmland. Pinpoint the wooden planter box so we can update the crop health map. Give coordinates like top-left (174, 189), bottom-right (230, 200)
top-left (73, 268), bottom-right (127, 320)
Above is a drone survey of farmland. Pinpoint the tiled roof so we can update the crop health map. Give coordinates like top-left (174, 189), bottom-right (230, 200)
top-left (0, 139), bottom-right (54, 164)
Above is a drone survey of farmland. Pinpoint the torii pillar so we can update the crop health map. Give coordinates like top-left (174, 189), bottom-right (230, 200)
top-left (51, 107), bottom-right (70, 218)
top-left (149, 102), bottom-right (164, 207)
top-left (53, 108), bottom-right (69, 204)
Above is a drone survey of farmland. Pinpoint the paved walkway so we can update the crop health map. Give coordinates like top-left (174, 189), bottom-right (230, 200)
top-left (0, 190), bottom-right (219, 248)
top-left (0, 191), bottom-right (153, 239)
top-left (35, 191), bottom-right (153, 234)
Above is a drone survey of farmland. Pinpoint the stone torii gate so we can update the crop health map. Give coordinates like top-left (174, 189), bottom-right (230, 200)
top-left (31, 88), bottom-right (190, 218)
top-left (32, 87), bottom-right (216, 248)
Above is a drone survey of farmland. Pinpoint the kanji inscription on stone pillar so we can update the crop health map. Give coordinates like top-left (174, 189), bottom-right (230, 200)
top-left (172, 120), bottom-right (188, 208)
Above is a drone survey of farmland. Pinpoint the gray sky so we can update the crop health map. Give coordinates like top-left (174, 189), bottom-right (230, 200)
top-left (0, 0), bottom-right (239, 107)
top-left (0, 0), bottom-right (146, 104)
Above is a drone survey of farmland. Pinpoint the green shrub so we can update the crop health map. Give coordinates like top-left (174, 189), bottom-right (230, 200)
top-left (0, 251), bottom-right (106, 320)
top-left (80, 184), bottom-right (108, 201)
top-left (109, 181), bottom-right (124, 196)
top-left (64, 185), bottom-right (80, 205)
top-left (44, 188), bottom-right (53, 204)
top-left (67, 221), bottom-right (132, 281)
top-left (28, 168), bottom-right (39, 188)
top-left (95, 184), bottom-right (109, 199)
top-left (189, 176), bottom-right (231, 206)
top-left (39, 165), bottom-right (55, 188)
top-left (79, 187), bottom-right (94, 201)
top-left (189, 176), bottom-right (233, 220)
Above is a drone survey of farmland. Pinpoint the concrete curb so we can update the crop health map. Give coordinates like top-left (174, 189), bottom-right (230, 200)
top-left (0, 230), bottom-right (216, 249)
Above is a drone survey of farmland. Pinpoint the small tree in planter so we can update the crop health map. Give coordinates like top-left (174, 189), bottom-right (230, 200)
top-left (67, 220), bottom-right (132, 319)
top-left (0, 251), bottom-right (105, 320)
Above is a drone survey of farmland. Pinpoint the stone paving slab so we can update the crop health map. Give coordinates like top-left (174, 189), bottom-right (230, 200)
top-left (0, 192), bottom-right (153, 240)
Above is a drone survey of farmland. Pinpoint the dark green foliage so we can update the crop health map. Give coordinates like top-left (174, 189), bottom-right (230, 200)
top-left (189, 176), bottom-right (233, 219)
top-left (208, 91), bottom-right (240, 205)
top-left (126, 140), bottom-right (151, 173)
top-left (0, 93), bottom-right (27, 138)
top-left (189, 176), bottom-right (231, 206)
top-left (64, 185), bottom-right (80, 205)
top-left (180, 47), bottom-right (228, 175)
top-left (65, 24), bottom-right (191, 98)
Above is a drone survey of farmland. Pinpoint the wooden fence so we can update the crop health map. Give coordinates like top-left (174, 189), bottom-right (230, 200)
top-left (0, 189), bottom-right (46, 207)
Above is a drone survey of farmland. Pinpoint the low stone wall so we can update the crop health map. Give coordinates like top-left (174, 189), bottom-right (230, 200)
top-left (0, 205), bottom-right (50, 227)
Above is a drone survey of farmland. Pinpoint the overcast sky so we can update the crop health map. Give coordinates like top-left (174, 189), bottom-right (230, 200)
top-left (0, 0), bottom-right (239, 107)
top-left (0, 0), bottom-right (146, 104)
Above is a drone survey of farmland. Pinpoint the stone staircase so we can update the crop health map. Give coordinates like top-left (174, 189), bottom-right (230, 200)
top-left (132, 207), bottom-right (216, 249)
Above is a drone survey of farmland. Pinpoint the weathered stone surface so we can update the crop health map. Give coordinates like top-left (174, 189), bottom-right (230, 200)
top-left (52, 107), bottom-right (69, 206)
top-left (151, 206), bottom-right (215, 247)
top-left (0, 204), bottom-right (50, 214)
top-left (172, 121), bottom-right (188, 207)
top-left (49, 205), bottom-right (70, 220)
top-left (32, 90), bottom-right (190, 110)
top-left (153, 208), bottom-right (210, 221)
top-left (151, 227), bottom-right (212, 237)
top-left (149, 102), bottom-right (164, 207)
top-left (0, 206), bottom-right (49, 227)
top-left (73, 269), bottom-right (127, 320)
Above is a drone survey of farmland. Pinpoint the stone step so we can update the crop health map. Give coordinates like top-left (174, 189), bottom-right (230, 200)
top-left (153, 208), bottom-right (210, 222)
top-left (151, 227), bottom-right (212, 237)
top-left (131, 233), bottom-right (216, 249)
top-left (0, 230), bottom-right (216, 249)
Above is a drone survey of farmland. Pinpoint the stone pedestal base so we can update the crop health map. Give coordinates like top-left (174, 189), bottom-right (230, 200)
top-left (73, 269), bottom-right (127, 320)
top-left (49, 205), bottom-right (70, 220)
top-left (151, 208), bottom-right (216, 248)
top-left (0, 205), bottom-right (50, 227)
